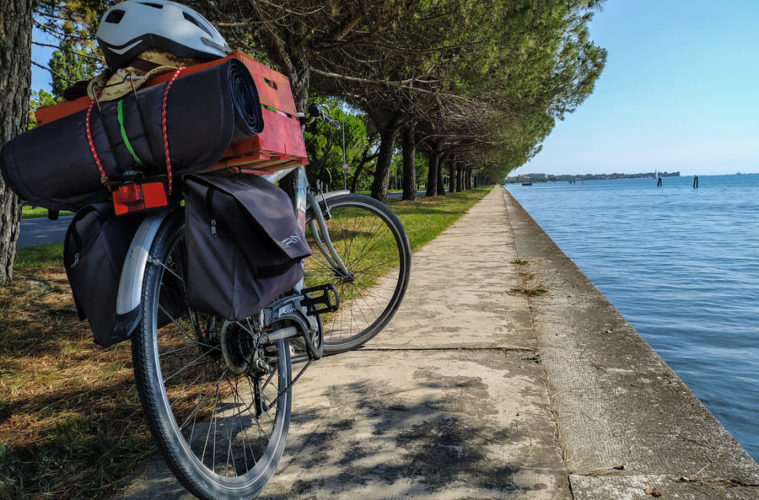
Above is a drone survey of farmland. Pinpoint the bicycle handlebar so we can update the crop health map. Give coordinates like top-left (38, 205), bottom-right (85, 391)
top-left (307, 103), bottom-right (340, 130)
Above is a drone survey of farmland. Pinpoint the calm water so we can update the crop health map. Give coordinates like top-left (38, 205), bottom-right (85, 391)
top-left (507, 175), bottom-right (759, 461)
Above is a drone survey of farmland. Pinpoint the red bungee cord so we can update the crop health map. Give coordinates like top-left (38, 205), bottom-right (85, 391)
top-left (85, 90), bottom-right (110, 189)
top-left (162, 66), bottom-right (185, 194)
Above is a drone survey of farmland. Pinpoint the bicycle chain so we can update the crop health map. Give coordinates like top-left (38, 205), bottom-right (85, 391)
top-left (264, 356), bottom-right (312, 411)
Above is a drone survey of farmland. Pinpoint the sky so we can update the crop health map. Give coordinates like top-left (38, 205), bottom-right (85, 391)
top-left (31, 29), bottom-right (57, 92)
top-left (511, 0), bottom-right (759, 177)
top-left (31, 1), bottom-right (759, 177)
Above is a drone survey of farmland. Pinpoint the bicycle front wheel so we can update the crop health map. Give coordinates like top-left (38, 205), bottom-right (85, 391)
top-left (131, 210), bottom-right (292, 500)
top-left (305, 194), bottom-right (411, 354)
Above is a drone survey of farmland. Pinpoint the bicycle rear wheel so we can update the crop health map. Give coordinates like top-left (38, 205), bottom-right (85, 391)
top-left (131, 210), bottom-right (291, 500)
top-left (305, 194), bottom-right (411, 354)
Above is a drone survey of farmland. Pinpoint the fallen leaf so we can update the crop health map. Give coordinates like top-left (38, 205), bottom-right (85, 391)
top-left (644, 486), bottom-right (662, 497)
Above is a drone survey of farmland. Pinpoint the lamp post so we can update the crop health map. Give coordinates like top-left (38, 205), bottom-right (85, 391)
top-left (341, 107), bottom-right (347, 190)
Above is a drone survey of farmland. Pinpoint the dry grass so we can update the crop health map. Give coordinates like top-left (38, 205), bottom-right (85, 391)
top-left (510, 284), bottom-right (548, 296)
top-left (0, 265), bottom-right (154, 499)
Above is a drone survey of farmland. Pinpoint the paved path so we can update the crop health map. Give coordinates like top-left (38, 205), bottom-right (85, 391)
top-left (119, 187), bottom-right (759, 499)
top-left (18, 215), bottom-right (72, 247)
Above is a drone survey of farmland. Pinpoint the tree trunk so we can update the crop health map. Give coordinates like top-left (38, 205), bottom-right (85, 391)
top-left (436, 157), bottom-right (446, 196)
top-left (401, 125), bottom-right (416, 201)
top-left (449, 161), bottom-right (456, 193)
top-left (425, 149), bottom-right (438, 197)
top-left (370, 126), bottom-right (400, 203)
top-left (0, 0), bottom-right (33, 283)
top-left (426, 141), bottom-right (445, 197)
top-left (272, 34), bottom-right (311, 113)
top-left (267, 36), bottom-right (310, 208)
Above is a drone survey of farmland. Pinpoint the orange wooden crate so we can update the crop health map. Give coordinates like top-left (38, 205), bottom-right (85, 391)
top-left (35, 51), bottom-right (307, 174)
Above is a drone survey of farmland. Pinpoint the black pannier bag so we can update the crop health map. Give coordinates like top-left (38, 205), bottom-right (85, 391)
top-left (64, 203), bottom-right (142, 346)
top-left (0, 59), bottom-right (263, 211)
top-left (183, 174), bottom-right (311, 320)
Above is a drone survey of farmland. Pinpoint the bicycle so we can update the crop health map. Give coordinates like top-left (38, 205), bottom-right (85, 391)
top-left (121, 106), bottom-right (411, 498)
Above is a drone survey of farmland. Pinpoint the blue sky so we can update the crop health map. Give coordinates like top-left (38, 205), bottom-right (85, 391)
top-left (32, 1), bottom-right (759, 176)
top-left (512, 0), bottom-right (759, 176)
top-left (31, 29), bottom-right (57, 92)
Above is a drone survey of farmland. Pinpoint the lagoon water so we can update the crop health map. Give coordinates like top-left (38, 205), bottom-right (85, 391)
top-left (507, 175), bottom-right (759, 461)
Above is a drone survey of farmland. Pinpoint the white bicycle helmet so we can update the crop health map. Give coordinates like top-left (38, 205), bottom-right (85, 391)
top-left (96, 0), bottom-right (230, 70)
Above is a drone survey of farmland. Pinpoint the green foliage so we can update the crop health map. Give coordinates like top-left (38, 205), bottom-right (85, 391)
top-left (304, 99), bottom-right (374, 191)
top-left (28, 89), bottom-right (59, 130)
top-left (21, 205), bottom-right (74, 219)
top-left (415, 153), bottom-right (429, 189)
top-left (33, 1), bottom-right (107, 100)
top-left (35, 1), bottom-right (109, 39)
top-left (49, 40), bottom-right (99, 98)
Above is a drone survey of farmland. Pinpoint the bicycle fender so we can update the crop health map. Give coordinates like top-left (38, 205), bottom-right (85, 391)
top-left (112, 210), bottom-right (170, 340)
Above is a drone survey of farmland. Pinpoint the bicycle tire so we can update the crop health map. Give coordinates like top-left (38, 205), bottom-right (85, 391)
top-left (131, 210), bottom-right (292, 500)
top-left (305, 194), bottom-right (411, 354)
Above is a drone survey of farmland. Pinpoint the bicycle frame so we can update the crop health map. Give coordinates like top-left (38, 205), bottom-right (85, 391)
top-left (112, 165), bottom-right (350, 342)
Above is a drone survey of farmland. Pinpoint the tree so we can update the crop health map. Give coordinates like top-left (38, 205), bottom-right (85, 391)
top-left (303, 99), bottom-right (372, 192)
top-left (33, 1), bottom-right (107, 95)
top-left (205, 0), bottom-right (406, 112)
top-left (309, 0), bottom-right (478, 202)
top-left (49, 40), bottom-right (99, 98)
top-left (28, 89), bottom-right (58, 130)
top-left (0, 0), bottom-right (34, 282)
top-left (401, 124), bottom-right (417, 200)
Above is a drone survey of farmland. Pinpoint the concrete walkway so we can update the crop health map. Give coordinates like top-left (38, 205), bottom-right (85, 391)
top-left (120, 187), bottom-right (759, 499)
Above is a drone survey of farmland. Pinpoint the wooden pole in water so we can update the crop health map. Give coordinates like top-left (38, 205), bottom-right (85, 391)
top-left (693, 176), bottom-right (699, 188)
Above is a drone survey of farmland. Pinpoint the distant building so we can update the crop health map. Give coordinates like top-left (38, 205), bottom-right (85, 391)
top-left (505, 170), bottom-right (680, 184)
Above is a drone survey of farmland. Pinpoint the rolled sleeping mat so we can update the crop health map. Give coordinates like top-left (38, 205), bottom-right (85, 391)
top-left (0, 58), bottom-right (263, 211)
top-left (228, 59), bottom-right (265, 141)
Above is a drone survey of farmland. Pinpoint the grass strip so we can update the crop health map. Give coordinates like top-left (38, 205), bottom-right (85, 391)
top-left (14, 243), bottom-right (64, 270)
top-left (389, 187), bottom-right (491, 251)
top-left (1, 186), bottom-right (492, 498)
top-left (21, 206), bottom-right (74, 219)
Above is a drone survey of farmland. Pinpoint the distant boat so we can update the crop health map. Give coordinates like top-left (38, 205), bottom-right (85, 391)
top-left (522, 182), bottom-right (533, 186)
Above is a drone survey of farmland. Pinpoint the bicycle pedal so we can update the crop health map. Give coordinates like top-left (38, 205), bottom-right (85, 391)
top-left (301, 285), bottom-right (339, 315)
